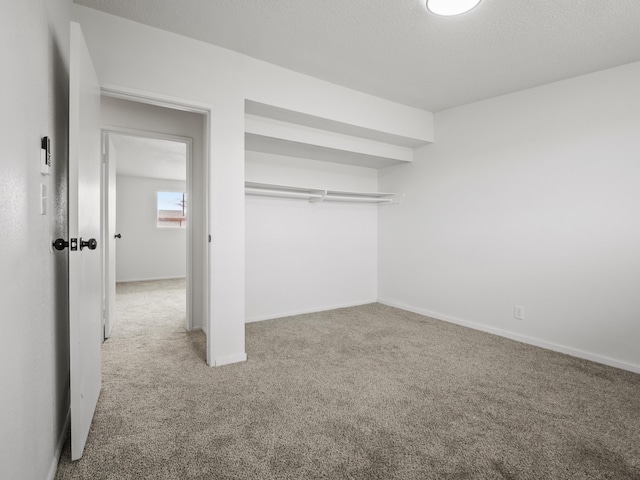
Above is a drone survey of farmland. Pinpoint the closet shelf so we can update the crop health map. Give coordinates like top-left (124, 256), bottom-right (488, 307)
top-left (245, 182), bottom-right (402, 205)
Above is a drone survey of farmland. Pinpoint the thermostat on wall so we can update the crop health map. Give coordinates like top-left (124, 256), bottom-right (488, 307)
top-left (40, 136), bottom-right (51, 175)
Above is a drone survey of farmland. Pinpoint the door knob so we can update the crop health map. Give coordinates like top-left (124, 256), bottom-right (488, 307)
top-left (114, 233), bottom-right (121, 239)
top-left (53, 238), bottom-right (78, 251)
top-left (80, 238), bottom-right (98, 251)
top-left (53, 238), bottom-right (69, 251)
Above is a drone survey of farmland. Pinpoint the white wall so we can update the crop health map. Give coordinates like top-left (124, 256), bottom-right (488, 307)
top-left (379, 61), bottom-right (640, 372)
top-left (101, 95), bottom-right (206, 329)
top-left (245, 151), bottom-right (378, 321)
top-left (0, 1), bottom-right (71, 479)
top-left (74, 4), bottom-right (433, 366)
top-left (116, 175), bottom-right (187, 282)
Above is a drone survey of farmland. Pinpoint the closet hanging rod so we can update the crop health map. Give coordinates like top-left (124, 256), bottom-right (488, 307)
top-left (245, 187), bottom-right (324, 199)
top-left (323, 195), bottom-right (393, 203)
top-left (244, 181), bottom-right (402, 205)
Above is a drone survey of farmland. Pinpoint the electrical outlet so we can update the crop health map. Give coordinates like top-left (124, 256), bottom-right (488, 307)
top-left (514, 305), bottom-right (525, 321)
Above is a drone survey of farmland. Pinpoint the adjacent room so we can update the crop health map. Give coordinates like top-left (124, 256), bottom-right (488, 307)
top-left (3, 1), bottom-right (640, 480)
top-left (100, 95), bottom-right (208, 340)
top-left (107, 132), bottom-right (188, 334)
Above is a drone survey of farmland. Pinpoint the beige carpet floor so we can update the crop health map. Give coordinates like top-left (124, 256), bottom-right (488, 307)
top-left (56, 279), bottom-right (640, 479)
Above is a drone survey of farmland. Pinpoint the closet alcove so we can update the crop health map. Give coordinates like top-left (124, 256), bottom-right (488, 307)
top-left (244, 100), bottom-right (426, 323)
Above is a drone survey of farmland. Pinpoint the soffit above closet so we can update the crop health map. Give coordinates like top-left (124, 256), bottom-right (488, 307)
top-left (73, 0), bottom-right (640, 112)
top-left (245, 101), bottom-right (418, 169)
top-left (245, 101), bottom-right (426, 148)
top-left (245, 134), bottom-right (406, 170)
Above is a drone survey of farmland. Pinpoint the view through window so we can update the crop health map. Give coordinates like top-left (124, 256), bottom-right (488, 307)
top-left (157, 191), bottom-right (187, 227)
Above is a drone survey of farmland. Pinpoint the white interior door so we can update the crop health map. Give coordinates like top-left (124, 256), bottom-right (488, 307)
top-left (104, 135), bottom-right (117, 339)
top-left (69, 22), bottom-right (102, 461)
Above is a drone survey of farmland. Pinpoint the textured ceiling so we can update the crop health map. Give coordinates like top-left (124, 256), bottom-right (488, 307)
top-left (111, 135), bottom-right (186, 181)
top-left (74, 0), bottom-right (640, 112)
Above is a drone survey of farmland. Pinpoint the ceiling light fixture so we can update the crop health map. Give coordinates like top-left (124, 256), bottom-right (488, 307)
top-left (426, 0), bottom-right (482, 16)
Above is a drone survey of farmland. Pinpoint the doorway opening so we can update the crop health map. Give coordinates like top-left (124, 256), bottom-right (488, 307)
top-left (100, 94), bottom-right (209, 360)
top-left (103, 132), bottom-right (190, 338)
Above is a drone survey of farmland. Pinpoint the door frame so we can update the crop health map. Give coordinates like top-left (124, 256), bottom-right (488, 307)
top-left (100, 84), bottom-right (212, 363)
top-left (101, 126), bottom-right (194, 332)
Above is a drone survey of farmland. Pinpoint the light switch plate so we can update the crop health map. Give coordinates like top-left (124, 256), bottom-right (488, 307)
top-left (40, 183), bottom-right (47, 215)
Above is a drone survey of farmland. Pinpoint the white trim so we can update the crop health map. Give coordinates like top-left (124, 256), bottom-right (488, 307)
top-left (246, 300), bottom-right (377, 324)
top-left (212, 352), bottom-right (247, 367)
top-left (102, 125), bottom-right (194, 145)
top-left (378, 298), bottom-right (640, 374)
top-left (101, 84), bottom-right (212, 114)
top-left (46, 408), bottom-right (70, 480)
top-left (116, 275), bottom-right (187, 283)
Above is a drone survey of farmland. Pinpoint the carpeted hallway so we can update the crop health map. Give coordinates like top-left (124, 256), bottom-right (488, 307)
top-left (56, 279), bottom-right (640, 479)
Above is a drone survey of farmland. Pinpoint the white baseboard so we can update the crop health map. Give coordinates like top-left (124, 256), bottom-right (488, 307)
top-left (378, 298), bottom-right (640, 374)
top-left (245, 299), bottom-right (377, 324)
top-left (46, 408), bottom-right (70, 480)
top-left (116, 275), bottom-right (186, 283)
top-left (212, 352), bottom-right (247, 367)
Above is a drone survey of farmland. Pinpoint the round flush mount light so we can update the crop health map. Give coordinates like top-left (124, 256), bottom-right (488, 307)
top-left (427, 0), bottom-right (482, 16)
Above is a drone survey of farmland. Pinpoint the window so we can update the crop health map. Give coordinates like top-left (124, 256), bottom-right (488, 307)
top-left (157, 191), bottom-right (187, 228)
